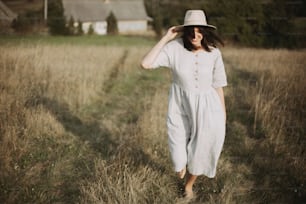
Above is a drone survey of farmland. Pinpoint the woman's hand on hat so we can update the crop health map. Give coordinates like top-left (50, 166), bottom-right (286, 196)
top-left (164, 26), bottom-right (179, 41)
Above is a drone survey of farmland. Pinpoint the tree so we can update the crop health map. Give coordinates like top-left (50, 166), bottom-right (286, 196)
top-left (153, 12), bottom-right (163, 37)
top-left (262, 0), bottom-right (297, 48)
top-left (88, 24), bottom-right (94, 35)
top-left (77, 20), bottom-right (83, 35)
top-left (106, 12), bottom-right (118, 35)
top-left (206, 0), bottom-right (265, 46)
top-left (144, 0), bottom-right (164, 37)
top-left (47, 0), bottom-right (68, 35)
top-left (67, 16), bottom-right (75, 35)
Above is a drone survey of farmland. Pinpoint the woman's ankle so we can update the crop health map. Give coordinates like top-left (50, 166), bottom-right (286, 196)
top-left (177, 167), bottom-right (186, 179)
top-left (184, 186), bottom-right (194, 198)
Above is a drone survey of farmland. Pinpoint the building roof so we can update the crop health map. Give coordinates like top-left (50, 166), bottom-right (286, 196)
top-left (62, 0), bottom-right (150, 22)
top-left (0, 0), bottom-right (17, 21)
top-left (63, 0), bottom-right (110, 22)
top-left (110, 1), bottom-right (149, 21)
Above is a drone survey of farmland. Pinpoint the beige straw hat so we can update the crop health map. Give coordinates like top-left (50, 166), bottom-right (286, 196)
top-left (177, 10), bottom-right (216, 30)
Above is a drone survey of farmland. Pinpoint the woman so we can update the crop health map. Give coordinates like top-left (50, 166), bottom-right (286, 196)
top-left (141, 10), bottom-right (227, 199)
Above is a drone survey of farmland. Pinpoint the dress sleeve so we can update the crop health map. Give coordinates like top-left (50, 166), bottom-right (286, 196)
top-left (212, 49), bottom-right (227, 88)
top-left (151, 43), bottom-right (171, 69)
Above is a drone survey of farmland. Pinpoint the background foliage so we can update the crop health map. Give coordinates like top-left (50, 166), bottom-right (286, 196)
top-left (3, 0), bottom-right (306, 46)
top-left (144, 0), bottom-right (306, 48)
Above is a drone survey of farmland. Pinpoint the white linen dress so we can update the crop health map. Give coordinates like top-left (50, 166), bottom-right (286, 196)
top-left (151, 38), bottom-right (227, 178)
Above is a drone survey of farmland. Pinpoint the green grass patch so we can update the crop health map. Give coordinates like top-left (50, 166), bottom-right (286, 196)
top-left (86, 67), bottom-right (168, 127)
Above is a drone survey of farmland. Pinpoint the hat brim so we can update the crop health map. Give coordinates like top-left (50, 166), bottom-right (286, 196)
top-left (175, 24), bottom-right (217, 31)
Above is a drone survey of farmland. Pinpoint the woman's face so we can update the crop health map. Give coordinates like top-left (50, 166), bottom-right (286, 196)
top-left (188, 27), bottom-right (203, 49)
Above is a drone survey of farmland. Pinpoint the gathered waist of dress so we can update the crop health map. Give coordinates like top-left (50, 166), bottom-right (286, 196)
top-left (171, 82), bottom-right (215, 95)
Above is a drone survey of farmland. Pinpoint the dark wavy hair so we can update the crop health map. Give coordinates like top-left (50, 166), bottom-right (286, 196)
top-left (182, 26), bottom-right (224, 52)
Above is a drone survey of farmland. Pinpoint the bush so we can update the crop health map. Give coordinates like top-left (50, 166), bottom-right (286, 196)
top-left (12, 10), bottom-right (43, 34)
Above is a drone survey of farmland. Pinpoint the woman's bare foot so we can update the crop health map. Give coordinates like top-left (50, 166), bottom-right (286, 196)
top-left (184, 189), bottom-right (194, 199)
top-left (178, 167), bottom-right (186, 179)
top-left (175, 189), bottom-right (194, 204)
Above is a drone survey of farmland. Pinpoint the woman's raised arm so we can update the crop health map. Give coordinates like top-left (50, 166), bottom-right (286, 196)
top-left (141, 26), bottom-right (179, 69)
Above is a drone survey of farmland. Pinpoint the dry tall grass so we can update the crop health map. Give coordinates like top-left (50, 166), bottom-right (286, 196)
top-left (0, 44), bottom-right (125, 203)
top-left (222, 48), bottom-right (306, 203)
top-left (223, 48), bottom-right (305, 164)
top-left (0, 41), bottom-right (305, 203)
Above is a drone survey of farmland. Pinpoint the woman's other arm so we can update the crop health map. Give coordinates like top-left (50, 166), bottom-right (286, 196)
top-left (215, 87), bottom-right (226, 122)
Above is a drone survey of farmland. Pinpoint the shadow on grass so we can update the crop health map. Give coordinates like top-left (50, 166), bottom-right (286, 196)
top-left (24, 95), bottom-right (167, 202)
top-left (26, 97), bottom-right (116, 158)
top-left (26, 95), bottom-right (167, 173)
top-left (227, 67), bottom-right (266, 139)
top-left (222, 65), bottom-right (305, 203)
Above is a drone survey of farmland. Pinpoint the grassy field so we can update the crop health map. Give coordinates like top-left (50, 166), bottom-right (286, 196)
top-left (0, 35), bottom-right (156, 46)
top-left (0, 36), bottom-right (305, 203)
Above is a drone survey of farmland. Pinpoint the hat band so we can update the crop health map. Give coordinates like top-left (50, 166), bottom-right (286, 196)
top-left (184, 20), bottom-right (207, 26)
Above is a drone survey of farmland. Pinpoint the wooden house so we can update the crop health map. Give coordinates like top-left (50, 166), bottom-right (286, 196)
top-left (62, 0), bottom-right (151, 35)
